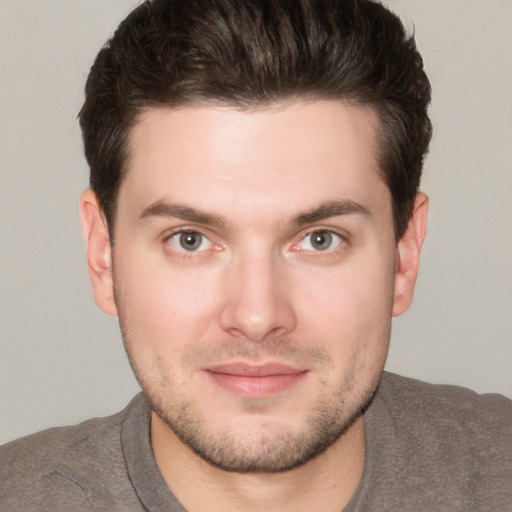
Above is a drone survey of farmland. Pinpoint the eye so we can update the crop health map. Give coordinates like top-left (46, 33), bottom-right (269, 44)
top-left (167, 231), bottom-right (213, 252)
top-left (297, 230), bottom-right (343, 252)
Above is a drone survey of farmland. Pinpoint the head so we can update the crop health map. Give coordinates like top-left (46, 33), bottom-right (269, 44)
top-left (79, 0), bottom-right (431, 474)
top-left (79, 0), bottom-right (431, 241)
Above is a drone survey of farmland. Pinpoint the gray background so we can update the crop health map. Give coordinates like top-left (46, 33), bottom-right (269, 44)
top-left (1, 0), bottom-right (511, 445)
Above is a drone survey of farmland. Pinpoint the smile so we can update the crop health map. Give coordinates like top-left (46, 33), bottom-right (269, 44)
top-left (204, 363), bottom-right (308, 397)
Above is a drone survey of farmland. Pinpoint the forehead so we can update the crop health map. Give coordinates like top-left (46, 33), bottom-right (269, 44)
top-left (119, 100), bottom-right (389, 223)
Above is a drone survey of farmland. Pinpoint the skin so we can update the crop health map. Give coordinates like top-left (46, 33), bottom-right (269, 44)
top-left (81, 100), bottom-right (428, 512)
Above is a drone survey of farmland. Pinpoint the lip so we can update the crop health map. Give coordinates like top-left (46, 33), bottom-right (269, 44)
top-left (205, 362), bottom-right (307, 397)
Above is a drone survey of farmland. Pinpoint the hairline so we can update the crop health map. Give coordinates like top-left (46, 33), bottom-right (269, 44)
top-left (102, 95), bottom-right (396, 242)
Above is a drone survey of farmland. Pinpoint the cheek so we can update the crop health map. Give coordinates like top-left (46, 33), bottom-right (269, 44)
top-left (294, 258), bottom-right (395, 354)
top-left (114, 254), bottom-right (223, 348)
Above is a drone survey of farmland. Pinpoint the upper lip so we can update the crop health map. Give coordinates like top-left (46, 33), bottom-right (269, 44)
top-left (205, 362), bottom-right (306, 377)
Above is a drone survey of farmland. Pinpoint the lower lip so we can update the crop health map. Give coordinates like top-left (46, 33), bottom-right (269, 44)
top-left (206, 371), bottom-right (307, 397)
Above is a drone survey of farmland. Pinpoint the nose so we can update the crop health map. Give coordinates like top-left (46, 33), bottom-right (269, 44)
top-left (219, 249), bottom-right (297, 342)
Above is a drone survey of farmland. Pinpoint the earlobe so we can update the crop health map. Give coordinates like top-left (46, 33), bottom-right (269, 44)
top-left (80, 189), bottom-right (118, 317)
top-left (392, 192), bottom-right (428, 317)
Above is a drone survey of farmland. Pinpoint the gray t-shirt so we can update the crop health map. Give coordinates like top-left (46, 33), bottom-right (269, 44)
top-left (1, 372), bottom-right (511, 511)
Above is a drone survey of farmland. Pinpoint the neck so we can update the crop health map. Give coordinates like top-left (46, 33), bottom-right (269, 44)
top-left (151, 413), bottom-right (366, 512)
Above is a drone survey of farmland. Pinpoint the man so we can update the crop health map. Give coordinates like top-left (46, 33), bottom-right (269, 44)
top-left (1, 0), bottom-right (510, 510)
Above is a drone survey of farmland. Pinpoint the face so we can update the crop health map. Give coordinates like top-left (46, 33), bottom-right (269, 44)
top-left (82, 100), bottom-right (426, 473)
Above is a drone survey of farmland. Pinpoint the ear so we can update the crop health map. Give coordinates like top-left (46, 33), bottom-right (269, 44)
top-left (392, 192), bottom-right (428, 317)
top-left (80, 189), bottom-right (118, 317)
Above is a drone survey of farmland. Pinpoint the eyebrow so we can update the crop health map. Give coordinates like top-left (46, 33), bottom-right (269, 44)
top-left (293, 200), bottom-right (371, 226)
top-left (139, 201), bottom-right (224, 227)
top-left (138, 198), bottom-right (370, 228)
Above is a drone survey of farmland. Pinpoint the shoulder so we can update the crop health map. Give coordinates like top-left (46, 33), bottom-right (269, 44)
top-left (370, 372), bottom-right (512, 507)
top-left (0, 394), bottom-right (145, 511)
top-left (378, 371), bottom-right (512, 434)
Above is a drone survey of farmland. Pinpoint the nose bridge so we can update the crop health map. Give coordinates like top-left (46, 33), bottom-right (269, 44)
top-left (219, 243), bottom-right (296, 341)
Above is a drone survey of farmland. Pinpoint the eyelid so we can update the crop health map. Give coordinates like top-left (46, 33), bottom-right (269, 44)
top-left (161, 224), bottom-right (212, 241)
top-left (163, 228), bottom-right (216, 253)
top-left (160, 226), bottom-right (347, 255)
top-left (292, 228), bottom-right (346, 252)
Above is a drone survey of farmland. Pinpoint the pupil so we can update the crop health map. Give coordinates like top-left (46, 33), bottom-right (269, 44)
top-left (312, 231), bottom-right (332, 250)
top-left (180, 232), bottom-right (201, 250)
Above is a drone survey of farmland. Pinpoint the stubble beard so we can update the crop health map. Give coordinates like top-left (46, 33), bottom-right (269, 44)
top-left (119, 323), bottom-right (386, 474)
top-left (149, 374), bottom-right (380, 473)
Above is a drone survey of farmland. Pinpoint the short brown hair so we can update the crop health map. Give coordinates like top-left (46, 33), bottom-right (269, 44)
top-left (79, 0), bottom-right (432, 239)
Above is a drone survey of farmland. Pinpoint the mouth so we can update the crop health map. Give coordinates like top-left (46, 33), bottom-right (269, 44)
top-left (204, 362), bottom-right (308, 397)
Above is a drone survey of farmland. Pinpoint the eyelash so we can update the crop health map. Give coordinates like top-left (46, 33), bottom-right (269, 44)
top-left (294, 229), bottom-right (345, 253)
top-left (162, 227), bottom-right (347, 257)
top-left (164, 229), bottom-right (215, 254)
